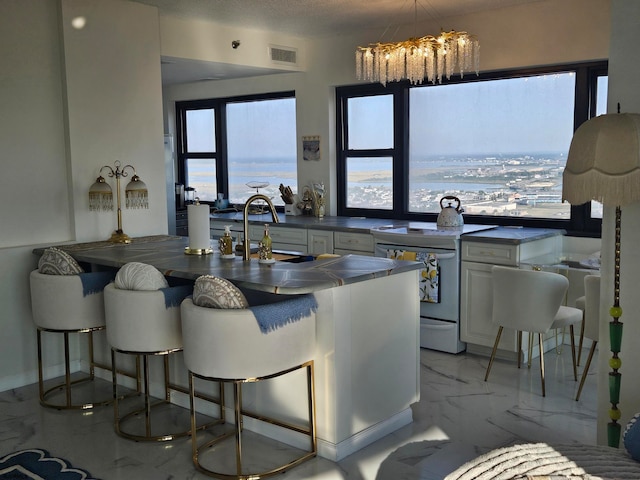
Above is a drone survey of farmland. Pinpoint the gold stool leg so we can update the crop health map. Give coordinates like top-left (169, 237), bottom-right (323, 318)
top-left (577, 311), bottom-right (585, 366)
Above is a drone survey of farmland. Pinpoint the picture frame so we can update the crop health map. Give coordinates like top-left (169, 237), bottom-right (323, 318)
top-left (302, 135), bottom-right (320, 161)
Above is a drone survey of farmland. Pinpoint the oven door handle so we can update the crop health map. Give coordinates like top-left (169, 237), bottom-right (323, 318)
top-left (430, 252), bottom-right (456, 260)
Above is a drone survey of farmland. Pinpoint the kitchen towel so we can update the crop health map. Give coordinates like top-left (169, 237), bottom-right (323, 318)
top-left (386, 249), bottom-right (440, 303)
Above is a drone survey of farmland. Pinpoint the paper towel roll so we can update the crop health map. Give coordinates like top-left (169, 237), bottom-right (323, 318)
top-left (187, 204), bottom-right (210, 250)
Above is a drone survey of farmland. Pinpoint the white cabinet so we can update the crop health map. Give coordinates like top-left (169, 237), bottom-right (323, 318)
top-left (460, 235), bottom-right (560, 358)
top-left (333, 231), bottom-right (374, 256)
top-left (308, 229), bottom-right (333, 255)
top-left (249, 224), bottom-right (308, 253)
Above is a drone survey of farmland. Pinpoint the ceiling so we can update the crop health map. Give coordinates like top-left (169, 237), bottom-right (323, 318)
top-left (132, 0), bottom-right (544, 85)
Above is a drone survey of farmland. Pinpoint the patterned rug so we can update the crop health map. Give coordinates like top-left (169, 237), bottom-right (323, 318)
top-left (0, 449), bottom-right (97, 480)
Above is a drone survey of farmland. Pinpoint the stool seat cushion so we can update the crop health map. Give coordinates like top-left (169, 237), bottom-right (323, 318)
top-left (38, 247), bottom-right (84, 275)
top-left (181, 297), bottom-right (315, 379)
top-left (192, 275), bottom-right (248, 309)
top-left (114, 262), bottom-right (168, 291)
top-left (30, 270), bottom-right (106, 331)
top-left (104, 283), bottom-right (183, 353)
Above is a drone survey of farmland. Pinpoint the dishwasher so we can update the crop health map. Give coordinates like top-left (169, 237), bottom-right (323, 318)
top-left (371, 222), bottom-right (496, 354)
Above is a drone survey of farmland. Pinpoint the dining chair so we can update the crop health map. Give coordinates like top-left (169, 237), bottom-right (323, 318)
top-left (484, 265), bottom-right (582, 397)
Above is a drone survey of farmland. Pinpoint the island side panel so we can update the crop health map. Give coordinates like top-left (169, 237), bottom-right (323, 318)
top-left (313, 269), bottom-right (420, 459)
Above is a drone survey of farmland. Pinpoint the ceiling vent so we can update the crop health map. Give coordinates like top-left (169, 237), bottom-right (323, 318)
top-left (269, 45), bottom-right (298, 65)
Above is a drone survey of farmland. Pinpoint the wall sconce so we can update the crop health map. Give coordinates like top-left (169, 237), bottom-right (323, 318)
top-left (89, 160), bottom-right (148, 244)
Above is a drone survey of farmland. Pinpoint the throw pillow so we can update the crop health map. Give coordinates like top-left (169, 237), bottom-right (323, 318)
top-left (114, 262), bottom-right (169, 291)
top-left (192, 275), bottom-right (249, 309)
top-left (624, 412), bottom-right (640, 461)
top-left (38, 247), bottom-right (84, 275)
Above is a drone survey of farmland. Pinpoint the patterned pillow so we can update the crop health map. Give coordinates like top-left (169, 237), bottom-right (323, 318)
top-left (624, 412), bottom-right (640, 461)
top-left (38, 247), bottom-right (84, 275)
top-left (114, 262), bottom-right (169, 291)
top-left (193, 275), bottom-right (249, 309)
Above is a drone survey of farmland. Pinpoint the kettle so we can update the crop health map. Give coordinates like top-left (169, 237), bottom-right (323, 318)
top-left (437, 196), bottom-right (464, 228)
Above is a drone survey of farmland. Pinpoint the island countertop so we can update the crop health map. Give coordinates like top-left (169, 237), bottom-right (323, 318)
top-left (33, 235), bottom-right (421, 294)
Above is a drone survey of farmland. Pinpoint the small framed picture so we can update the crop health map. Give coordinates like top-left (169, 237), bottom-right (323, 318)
top-left (302, 135), bottom-right (320, 161)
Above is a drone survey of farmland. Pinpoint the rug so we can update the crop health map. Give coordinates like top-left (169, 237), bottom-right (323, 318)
top-left (0, 449), bottom-right (98, 480)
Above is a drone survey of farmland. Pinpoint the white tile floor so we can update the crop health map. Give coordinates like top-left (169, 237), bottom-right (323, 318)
top-left (0, 345), bottom-right (597, 479)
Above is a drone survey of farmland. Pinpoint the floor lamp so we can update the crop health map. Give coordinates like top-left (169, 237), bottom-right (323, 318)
top-left (562, 111), bottom-right (640, 448)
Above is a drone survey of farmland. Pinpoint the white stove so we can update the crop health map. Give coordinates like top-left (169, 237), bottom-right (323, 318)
top-left (371, 222), bottom-right (497, 354)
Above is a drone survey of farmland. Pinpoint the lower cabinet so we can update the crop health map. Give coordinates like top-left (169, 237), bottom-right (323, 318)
top-left (249, 224), bottom-right (308, 253)
top-left (333, 232), bottom-right (374, 256)
top-left (308, 229), bottom-right (334, 255)
top-left (460, 261), bottom-right (519, 355)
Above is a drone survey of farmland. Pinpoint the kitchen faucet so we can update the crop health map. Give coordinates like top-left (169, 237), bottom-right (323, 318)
top-left (242, 194), bottom-right (280, 261)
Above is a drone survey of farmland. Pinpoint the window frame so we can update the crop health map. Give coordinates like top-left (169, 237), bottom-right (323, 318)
top-left (336, 61), bottom-right (607, 236)
top-left (175, 91), bottom-right (296, 207)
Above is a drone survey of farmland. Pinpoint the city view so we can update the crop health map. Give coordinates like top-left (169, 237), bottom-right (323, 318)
top-left (347, 151), bottom-right (576, 218)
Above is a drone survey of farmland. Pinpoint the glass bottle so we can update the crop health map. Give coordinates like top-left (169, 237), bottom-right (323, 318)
top-left (218, 225), bottom-right (233, 256)
top-left (259, 224), bottom-right (273, 260)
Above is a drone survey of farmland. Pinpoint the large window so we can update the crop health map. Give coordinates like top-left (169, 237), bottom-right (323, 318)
top-left (337, 62), bottom-right (607, 234)
top-left (176, 92), bottom-right (297, 206)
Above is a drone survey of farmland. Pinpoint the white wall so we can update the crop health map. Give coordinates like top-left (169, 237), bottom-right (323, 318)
top-left (0, 0), bottom-right (165, 391)
top-left (596, 0), bottom-right (640, 446)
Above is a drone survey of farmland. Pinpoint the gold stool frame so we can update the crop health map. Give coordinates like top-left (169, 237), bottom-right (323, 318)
top-left (111, 347), bottom-right (222, 442)
top-left (37, 325), bottom-right (113, 410)
top-left (189, 360), bottom-right (317, 479)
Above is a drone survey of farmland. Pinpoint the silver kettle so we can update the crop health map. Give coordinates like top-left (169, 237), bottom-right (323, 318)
top-left (437, 196), bottom-right (464, 228)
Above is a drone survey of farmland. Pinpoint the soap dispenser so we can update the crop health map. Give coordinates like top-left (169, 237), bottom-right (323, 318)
top-left (218, 225), bottom-right (235, 259)
top-left (258, 224), bottom-right (275, 263)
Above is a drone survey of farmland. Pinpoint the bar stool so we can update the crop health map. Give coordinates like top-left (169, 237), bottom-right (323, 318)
top-left (180, 276), bottom-right (317, 479)
top-left (29, 268), bottom-right (115, 410)
top-left (103, 266), bottom-right (194, 442)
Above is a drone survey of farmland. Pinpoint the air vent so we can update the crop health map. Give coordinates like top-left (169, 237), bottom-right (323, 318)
top-left (269, 45), bottom-right (297, 65)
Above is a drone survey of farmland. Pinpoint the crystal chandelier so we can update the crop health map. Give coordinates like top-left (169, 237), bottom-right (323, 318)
top-left (355, 2), bottom-right (479, 86)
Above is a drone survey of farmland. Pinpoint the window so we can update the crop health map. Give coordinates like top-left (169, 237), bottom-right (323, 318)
top-left (176, 92), bottom-right (297, 206)
top-left (337, 62), bottom-right (607, 234)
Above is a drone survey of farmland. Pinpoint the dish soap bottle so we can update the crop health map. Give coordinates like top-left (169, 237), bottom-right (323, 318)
top-left (218, 225), bottom-right (234, 258)
top-left (258, 224), bottom-right (273, 262)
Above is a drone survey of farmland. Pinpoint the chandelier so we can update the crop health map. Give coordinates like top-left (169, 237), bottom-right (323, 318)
top-left (355, 2), bottom-right (479, 86)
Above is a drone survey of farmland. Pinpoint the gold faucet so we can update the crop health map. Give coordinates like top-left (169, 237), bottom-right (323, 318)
top-left (242, 194), bottom-right (280, 261)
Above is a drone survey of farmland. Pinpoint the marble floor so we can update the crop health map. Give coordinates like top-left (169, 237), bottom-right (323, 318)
top-left (0, 345), bottom-right (598, 480)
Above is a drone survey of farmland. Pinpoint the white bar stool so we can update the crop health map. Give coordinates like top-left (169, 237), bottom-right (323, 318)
top-left (29, 269), bottom-right (115, 410)
top-left (104, 282), bottom-right (195, 442)
top-left (180, 285), bottom-right (317, 479)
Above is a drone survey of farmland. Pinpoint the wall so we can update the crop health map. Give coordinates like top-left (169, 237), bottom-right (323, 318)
top-left (0, 0), bottom-right (165, 391)
top-left (596, 0), bottom-right (640, 446)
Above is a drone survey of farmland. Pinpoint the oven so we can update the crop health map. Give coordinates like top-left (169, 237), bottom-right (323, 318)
top-left (371, 222), bottom-right (497, 354)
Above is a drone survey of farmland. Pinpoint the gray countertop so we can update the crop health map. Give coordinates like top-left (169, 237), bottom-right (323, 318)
top-left (213, 212), bottom-right (566, 244)
top-left (33, 235), bottom-right (421, 295)
top-left (211, 211), bottom-right (392, 233)
top-left (461, 226), bottom-right (565, 244)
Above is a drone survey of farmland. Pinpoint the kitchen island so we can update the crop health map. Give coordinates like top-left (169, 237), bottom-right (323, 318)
top-left (34, 235), bottom-right (422, 461)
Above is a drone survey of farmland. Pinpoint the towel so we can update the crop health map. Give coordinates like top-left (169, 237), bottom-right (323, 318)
top-left (385, 249), bottom-right (440, 303)
top-left (418, 252), bottom-right (440, 303)
top-left (250, 294), bottom-right (318, 333)
top-left (160, 285), bottom-right (193, 308)
top-left (79, 271), bottom-right (116, 297)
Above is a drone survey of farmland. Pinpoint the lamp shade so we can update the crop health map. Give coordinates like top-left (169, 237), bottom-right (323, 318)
top-left (89, 176), bottom-right (113, 211)
top-left (563, 113), bottom-right (640, 207)
top-left (125, 175), bottom-right (149, 209)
